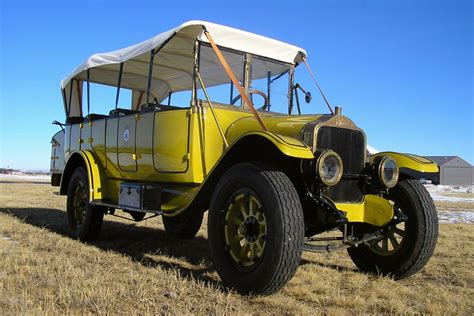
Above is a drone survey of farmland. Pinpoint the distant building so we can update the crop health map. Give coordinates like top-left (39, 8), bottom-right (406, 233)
top-left (425, 156), bottom-right (473, 186)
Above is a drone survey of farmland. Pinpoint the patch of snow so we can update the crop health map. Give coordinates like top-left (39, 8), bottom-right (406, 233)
top-left (438, 211), bottom-right (474, 224)
top-left (430, 195), bottom-right (474, 202)
top-left (0, 174), bottom-right (50, 181)
top-left (424, 184), bottom-right (474, 202)
top-left (424, 184), bottom-right (472, 194)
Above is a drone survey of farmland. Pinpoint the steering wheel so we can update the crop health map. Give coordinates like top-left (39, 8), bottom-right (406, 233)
top-left (230, 89), bottom-right (270, 111)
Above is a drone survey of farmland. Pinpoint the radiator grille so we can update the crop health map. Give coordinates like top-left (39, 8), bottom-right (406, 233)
top-left (316, 126), bottom-right (365, 203)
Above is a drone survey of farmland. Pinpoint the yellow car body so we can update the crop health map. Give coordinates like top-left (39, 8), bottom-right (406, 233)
top-left (51, 21), bottom-right (440, 295)
top-left (53, 102), bottom-right (437, 225)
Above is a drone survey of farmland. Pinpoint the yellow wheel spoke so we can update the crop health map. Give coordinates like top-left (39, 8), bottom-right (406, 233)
top-left (231, 217), bottom-right (243, 225)
top-left (249, 243), bottom-right (256, 258)
top-left (255, 240), bottom-right (264, 255)
top-left (394, 227), bottom-right (406, 237)
top-left (389, 235), bottom-right (399, 248)
top-left (240, 202), bottom-right (250, 218)
top-left (225, 191), bottom-right (267, 266)
top-left (249, 199), bottom-right (256, 217)
top-left (240, 243), bottom-right (250, 259)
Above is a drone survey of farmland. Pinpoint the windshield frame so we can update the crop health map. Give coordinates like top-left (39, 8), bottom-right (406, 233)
top-left (197, 41), bottom-right (297, 115)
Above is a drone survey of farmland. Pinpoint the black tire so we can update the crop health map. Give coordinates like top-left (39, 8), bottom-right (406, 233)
top-left (347, 179), bottom-right (438, 279)
top-left (163, 210), bottom-right (204, 239)
top-left (66, 167), bottom-right (104, 241)
top-left (208, 162), bottom-right (304, 295)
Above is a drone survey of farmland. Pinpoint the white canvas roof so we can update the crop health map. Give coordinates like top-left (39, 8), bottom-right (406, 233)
top-left (62, 20), bottom-right (307, 117)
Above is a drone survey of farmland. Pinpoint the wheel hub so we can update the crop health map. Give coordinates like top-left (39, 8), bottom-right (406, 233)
top-left (369, 207), bottom-right (407, 256)
top-left (72, 181), bottom-right (87, 226)
top-left (240, 216), bottom-right (260, 242)
top-left (224, 191), bottom-right (268, 267)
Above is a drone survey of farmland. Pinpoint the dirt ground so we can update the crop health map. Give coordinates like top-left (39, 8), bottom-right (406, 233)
top-left (1, 179), bottom-right (473, 314)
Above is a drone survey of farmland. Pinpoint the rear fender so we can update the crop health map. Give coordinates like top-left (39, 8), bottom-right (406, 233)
top-left (59, 150), bottom-right (106, 201)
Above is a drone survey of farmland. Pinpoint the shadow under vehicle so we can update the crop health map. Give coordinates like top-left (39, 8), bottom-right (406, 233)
top-left (50, 21), bottom-right (439, 295)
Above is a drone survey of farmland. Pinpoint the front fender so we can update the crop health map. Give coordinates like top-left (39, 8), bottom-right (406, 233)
top-left (60, 150), bottom-right (106, 201)
top-left (371, 152), bottom-right (438, 179)
top-left (164, 131), bottom-right (313, 217)
top-left (229, 131), bottom-right (314, 159)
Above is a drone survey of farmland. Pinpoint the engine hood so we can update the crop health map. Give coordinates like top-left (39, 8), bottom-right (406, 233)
top-left (225, 114), bottom-right (323, 144)
top-left (225, 113), bottom-right (361, 147)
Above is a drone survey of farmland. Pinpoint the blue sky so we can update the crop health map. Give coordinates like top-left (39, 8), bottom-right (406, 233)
top-left (0, 0), bottom-right (472, 170)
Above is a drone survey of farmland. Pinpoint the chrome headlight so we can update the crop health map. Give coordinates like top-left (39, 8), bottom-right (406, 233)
top-left (315, 150), bottom-right (343, 186)
top-left (377, 156), bottom-right (399, 188)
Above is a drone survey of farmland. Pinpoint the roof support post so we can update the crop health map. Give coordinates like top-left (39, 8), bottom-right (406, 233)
top-left (288, 65), bottom-right (295, 115)
top-left (115, 62), bottom-right (124, 109)
top-left (191, 41), bottom-right (200, 108)
top-left (267, 71), bottom-right (271, 111)
top-left (146, 49), bottom-right (155, 104)
top-left (86, 69), bottom-right (91, 115)
top-left (242, 53), bottom-right (253, 109)
top-left (68, 79), bottom-right (74, 119)
top-left (76, 80), bottom-right (83, 117)
top-left (62, 89), bottom-right (69, 118)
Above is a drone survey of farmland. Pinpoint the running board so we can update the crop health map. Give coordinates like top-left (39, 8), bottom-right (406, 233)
top-left (90, 200), bottom-right (163, 214)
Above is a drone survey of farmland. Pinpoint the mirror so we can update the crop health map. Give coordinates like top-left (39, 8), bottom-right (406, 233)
top-left (294, 83), bottom-right (312, 104)
top-left (305, 91), bottom-right (312, 103)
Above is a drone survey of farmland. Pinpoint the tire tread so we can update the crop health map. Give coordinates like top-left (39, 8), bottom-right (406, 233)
top-left (259, 168), bottom-right (304, 294)
top-left (395, 179), bottom-right (438, 278)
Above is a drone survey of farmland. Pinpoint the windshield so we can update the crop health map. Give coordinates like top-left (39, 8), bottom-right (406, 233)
top-left (197, 43), bottom-right (328, 115)
top-left (198, 43), bottom-right (293, 114)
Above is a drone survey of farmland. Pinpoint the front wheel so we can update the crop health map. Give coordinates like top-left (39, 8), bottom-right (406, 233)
top-left (208, 163), bottom-right (304, 295)
top-left (348, 179), bottom-right (438, 279)
top-left (66, 167), bottom-right (104, 241)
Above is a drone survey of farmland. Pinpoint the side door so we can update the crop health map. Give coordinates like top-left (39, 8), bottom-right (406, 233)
top-left (153, 109), bottom-right (190, 173)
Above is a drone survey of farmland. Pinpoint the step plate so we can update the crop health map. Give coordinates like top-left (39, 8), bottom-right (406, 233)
top-left (119, 183), bottom-right (161, 211)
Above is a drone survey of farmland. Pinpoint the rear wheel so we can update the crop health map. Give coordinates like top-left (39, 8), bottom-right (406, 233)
top-left (348, 179), bottom-right (438, 279)
top-left (208, 163), bottom-right (304, 295)
top-left (66, 167), bottom-right (104, 241)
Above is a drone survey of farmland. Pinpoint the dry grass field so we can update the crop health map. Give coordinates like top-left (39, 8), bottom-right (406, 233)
top-left (1, 178), bottom-right (473, 314)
